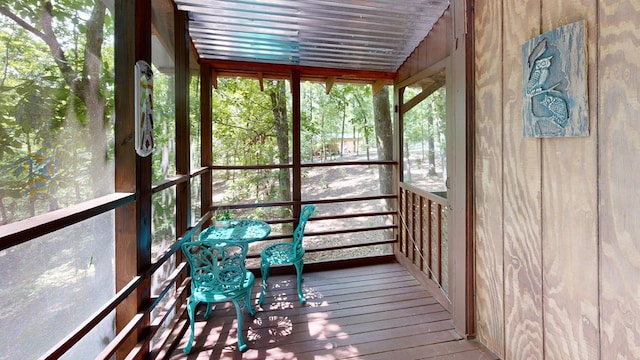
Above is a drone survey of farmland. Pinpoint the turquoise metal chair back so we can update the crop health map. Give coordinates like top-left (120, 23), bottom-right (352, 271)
top-left (181, 239), bottom-right (256, 353)
top-left (292, 204), bottom-right (315, 259)
top-left (258, 204), bottom-right (315, 305)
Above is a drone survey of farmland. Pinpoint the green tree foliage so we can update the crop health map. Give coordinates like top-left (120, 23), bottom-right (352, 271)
top-left (402, 85), bottom-right (446, 186)
top-left (0, 2), bottom-right (116, 358)
top-left (209, 79), bottom-right (382, 219)
top-left (0, 0), bottom-right (114, 224)
top-left (301, 82), bottom-right (373, 161)
top-left (209, 77), bottom-right (291, 222)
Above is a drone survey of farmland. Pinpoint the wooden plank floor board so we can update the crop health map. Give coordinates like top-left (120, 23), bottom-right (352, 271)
top-left (166, 263), bottom-right (499, 360)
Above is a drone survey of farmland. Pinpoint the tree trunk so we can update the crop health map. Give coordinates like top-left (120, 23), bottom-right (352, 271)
top-left (83, 1), bottom-right (109, 197)
top-left (373, 86), bottom-right (393, 200)
top-left (428, 117), bottom-right (437, 175)
top-left (269, 81), bottom-right (292, 229)
top-left (373, 86), bottom-right (394, 240)
top-left (340, 101), bottom-right (346, 157)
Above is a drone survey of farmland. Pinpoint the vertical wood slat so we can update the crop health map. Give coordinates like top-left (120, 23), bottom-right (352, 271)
top-left (436, 203), bottom-right (442, 284)
top-left (398, 189), bottom-right (403, 255)
top-left (473, 0), bottom-right (505, 356)
top-left (502, 1), bottom-right (545, 359)
top-left (403, 189), bottom-right (409, 256)
top-left (399, 188), bottom-right (404, 256)
top-left (540, 2), bottom-right (599, 359)
top-left (427, 199), bottom-right (433, 279)
top-left (599, 1), bottom-right (640, 359)
top-left (407, 193), bottom-right (416, 264)
top-left (418, 196), bottom-right (424, 272)
top-left (413, 194), bottom-right (420, 266)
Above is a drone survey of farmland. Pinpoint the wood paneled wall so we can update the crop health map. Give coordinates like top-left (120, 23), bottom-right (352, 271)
top-left (474, 1), bottom-right (640, 359)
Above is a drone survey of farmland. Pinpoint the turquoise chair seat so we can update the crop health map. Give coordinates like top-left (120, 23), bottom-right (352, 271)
top-left (258, 205), bottom-right (315, 305)
top-left (181, 239), bottom-right (256, 354)
top-left (262, 242), bottom-right (300, 264)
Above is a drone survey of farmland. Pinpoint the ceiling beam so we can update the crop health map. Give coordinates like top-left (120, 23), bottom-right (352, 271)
top-left (201, 59), bottom-right (396, 84)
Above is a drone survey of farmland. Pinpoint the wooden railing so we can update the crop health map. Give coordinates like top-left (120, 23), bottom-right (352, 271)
top-left (397, 183), bottom-right (450, 309)
top-left (1, 159), bottom-right (400, 358)
top-left (18, 199), bottom-right (396, 359)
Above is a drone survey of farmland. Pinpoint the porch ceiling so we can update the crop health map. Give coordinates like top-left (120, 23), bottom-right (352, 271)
top-left (173, 0), bottom-right (450, 73)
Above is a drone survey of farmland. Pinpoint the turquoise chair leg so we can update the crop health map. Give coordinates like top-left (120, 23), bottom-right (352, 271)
top-left (246, 288), bottom-right (256, 316)
top-left (203, 302), bottom-right (213, 319)
top-left (294, 260), bottom-right (305, 304)
top-left (183, 297), bottom-right (197, 354)
top-left (232, 299), bottom-right (249, 352)
top-left (258, 260), bottom-right (271, 305)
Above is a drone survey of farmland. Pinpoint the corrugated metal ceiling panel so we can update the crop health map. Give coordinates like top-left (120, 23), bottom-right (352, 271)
top-left (174, 0), bottom-right (450, 72)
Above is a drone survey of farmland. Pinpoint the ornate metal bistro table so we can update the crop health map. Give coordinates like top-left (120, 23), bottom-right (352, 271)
top-left (198, 219), bottom-right (271, 244)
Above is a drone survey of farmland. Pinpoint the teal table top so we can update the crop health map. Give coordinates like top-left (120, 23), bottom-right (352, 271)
top-left (199, 219), bottom-right (271, 243)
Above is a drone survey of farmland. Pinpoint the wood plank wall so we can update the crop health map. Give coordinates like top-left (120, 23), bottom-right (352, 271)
top-left (475, 1), bottom-right (640, 359)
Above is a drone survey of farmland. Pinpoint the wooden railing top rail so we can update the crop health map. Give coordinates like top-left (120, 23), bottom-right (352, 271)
top-left (208, 159), bottom-right (397, 171)
top-left (0, 192), bottom-right (135, 252)
top-left (212, 195), bottom-right (397, 213)
top-left (399, 182), bottom-right (447, 204)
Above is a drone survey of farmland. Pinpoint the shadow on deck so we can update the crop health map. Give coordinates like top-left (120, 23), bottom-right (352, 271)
top-left (164, 262), bottom-right (498, 360)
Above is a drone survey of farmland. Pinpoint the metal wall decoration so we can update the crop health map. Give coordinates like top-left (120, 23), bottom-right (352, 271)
top-left (135, 60), bottom-right (154, 156)
top-left (522, 20), bottom-right (588, 138)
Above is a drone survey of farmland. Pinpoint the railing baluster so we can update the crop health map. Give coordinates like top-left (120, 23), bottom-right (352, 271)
top-left (403, 189), bottom-right (409, 256)
top-left (427, 199), bottom-right (433, 279)
top-left (418, 195), bottom-right (424, 272)
top-left (436, 203), bottom-right (443, 285)
top-left (409, 193), bottom-right (416, 265)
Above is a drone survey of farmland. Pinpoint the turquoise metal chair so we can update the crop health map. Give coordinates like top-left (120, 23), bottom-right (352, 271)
top-left (258, 204), bottom-right (315, 305)
top-left (181, 239), bottom-right (256, 353)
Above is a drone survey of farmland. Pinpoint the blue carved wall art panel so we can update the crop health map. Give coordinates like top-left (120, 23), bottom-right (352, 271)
top-left (522, 20), bottom-right (588, 138)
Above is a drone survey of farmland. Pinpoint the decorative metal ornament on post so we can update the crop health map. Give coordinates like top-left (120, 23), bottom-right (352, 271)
top-left (135, 60), bottom-right (154, 156)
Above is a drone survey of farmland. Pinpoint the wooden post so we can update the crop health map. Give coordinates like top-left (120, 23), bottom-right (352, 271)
top-left (201, 64), bottom-right (212, 226)
top-left (114, 0), bottom-right (152, 357)
top-left (291, 70), bottom-right (301, 219)
top-left (175, 8), bottom-right (190, 238)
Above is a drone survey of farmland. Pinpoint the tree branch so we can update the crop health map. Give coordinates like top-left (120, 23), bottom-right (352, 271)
top-left (38, 1), bottom-right (78, 94)
top-left (0, 3), bottom-right (80, 95)
top-left (0, 5), bottom-right (43, 38)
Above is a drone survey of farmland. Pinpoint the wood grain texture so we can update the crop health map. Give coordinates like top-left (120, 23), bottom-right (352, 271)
top-left (394, 8), bottom-right (451, 84)
top-left (598, 0), bottom-right (640, 359)
top-left (473, 0), bottom-right (505, 356)
top-left (540, 2), bottom-right (600, 359)
top-left (502, 1), bottom-right (544, 359)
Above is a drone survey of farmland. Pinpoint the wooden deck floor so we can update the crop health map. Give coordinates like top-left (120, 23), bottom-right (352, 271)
top-left (166, 262), bottom-right (498, 360)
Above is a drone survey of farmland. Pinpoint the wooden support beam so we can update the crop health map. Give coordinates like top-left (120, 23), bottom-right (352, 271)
top-left (115, 0), bottom-right (152, 358)
top-left (175, 7), bottom-right (190, 298)
top-left (201, 64), bottom-right (212, 228)
top-left (292, 69), bottom-right (301, 219)
top-left (202, 59), bottom-right (396, 82)
top-left (372, 79), bottom-right (386, 96)
top-left (212, 68), bottom-right (218, 89)
top-left (325, 76), bottom-right (335, 94)
top-left (258, 72), bottom-right (264, 91)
